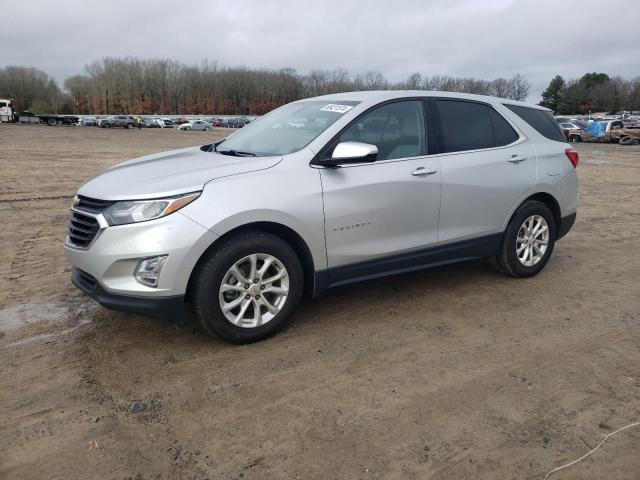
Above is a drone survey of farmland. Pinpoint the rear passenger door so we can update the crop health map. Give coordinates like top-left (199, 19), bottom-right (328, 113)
top-left (432, 99), bottom-right (536, 244)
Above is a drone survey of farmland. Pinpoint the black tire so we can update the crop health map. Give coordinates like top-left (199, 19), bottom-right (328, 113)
top-left (192, 231), bottom-right (304, 344)
top-left (495, 200), bottom-right (556, 278)
top-left (105, 123), bottom-right (111, 128)
top-left (47, 118), bottom-right (57, 126)
top-left (570, 134), bottom-right (582, 142)
top-left (619, 136), bottom-right (633, 145)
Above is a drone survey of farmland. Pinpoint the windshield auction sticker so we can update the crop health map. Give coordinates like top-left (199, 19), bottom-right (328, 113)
top-left (320, 104), bottom-right (354, 114)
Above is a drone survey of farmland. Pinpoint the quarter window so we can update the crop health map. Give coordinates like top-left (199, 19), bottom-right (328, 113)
top-left (490, 108), bottom-right (520, 146)
top-left (336, 100), bottom-right (426, 161)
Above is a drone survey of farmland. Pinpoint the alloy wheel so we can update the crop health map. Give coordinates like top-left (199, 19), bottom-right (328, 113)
top-left (516, 215), bottom-right (549, 267)
top-left (218, 253), bottom-right (289, 328)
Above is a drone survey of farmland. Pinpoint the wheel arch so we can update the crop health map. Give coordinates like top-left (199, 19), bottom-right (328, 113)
top-left (507, 192), bottom-right (562, 239)
top-left (185, 221), bottom-right (316, 301)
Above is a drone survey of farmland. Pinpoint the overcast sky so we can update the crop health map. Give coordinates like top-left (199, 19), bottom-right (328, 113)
top-left (2, 0), bottom-right (639, 100)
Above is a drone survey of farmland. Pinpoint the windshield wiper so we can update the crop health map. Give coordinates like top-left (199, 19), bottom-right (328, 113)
top-left (217, 149), bottom-right (256, 157)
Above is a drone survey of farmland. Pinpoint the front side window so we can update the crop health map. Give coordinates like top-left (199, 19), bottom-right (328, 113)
top-left (436, 100), bottom-right (494, 153)
top-left (335, 100), bottom-right (426, 161)
top-left (216, 100), bottom-right (360, 156)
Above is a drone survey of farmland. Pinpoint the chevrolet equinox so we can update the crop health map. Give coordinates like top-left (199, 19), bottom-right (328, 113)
top-left (65, 91), bottom-right (578, 343)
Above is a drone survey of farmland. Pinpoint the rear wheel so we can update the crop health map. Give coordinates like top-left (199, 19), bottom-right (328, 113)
top-left (192, 232), bottom-right (304, 343)
top-left (495, 200), bottom-right (556, 277)
top-left (47, 118), bottom-right (57, 126)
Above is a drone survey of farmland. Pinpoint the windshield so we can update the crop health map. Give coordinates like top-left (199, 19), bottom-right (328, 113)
top-left (216, 100), bottom-right (360, 156)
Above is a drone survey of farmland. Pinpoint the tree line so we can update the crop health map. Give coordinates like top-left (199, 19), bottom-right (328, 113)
top-left (1, 58), bottom-right (532, 116)
top-left (539, 73), bottom-right (640, 114)
top-left (1, 56), bottom-right (637, 116)
top-left (0, 58), bottom-right (532, 116)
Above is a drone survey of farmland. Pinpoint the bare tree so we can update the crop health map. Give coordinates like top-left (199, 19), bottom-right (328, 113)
top-left (0, 65), bottom-right (59, 112)
top-left (490, 78), bottom-right (510, 99)
top-left (507, 73), bottom-right (531, 101)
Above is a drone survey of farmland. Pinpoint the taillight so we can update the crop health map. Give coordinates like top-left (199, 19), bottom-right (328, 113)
top-left (565, 148), bottom-right (579, 168)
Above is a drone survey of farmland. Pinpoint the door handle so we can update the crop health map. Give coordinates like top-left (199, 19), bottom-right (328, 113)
top-left (508, 154), bottom-right (527, 163)
top-left (411, 167), bottom-right (438, 176)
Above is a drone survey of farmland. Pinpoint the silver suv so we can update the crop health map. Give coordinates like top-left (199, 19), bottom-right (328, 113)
top-left (65, 91), bottom-right (578, 343)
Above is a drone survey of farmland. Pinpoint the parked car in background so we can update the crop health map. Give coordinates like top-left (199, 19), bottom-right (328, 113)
top-left (178, 120), bottom-right (212, 131)
top-left (212, 118), bottom-right (224, 127)
top-left (583, 120), bottom-right (625, 142)
top-left (622, 118), bottom-right (640, 128)
top-left (226, 117), bottom-right (246, 128)
top-left (557, 120), bottom-right (588, 142)
top-left (100, 115), bottom-right (135, 129)
top-left (65, 91), bottom-right (578, 344)
top-left (142, 118), bottom-right (164, 128)
top-left (78, 117), bottom-right (98, 126)
top-left (142, 118), bottom-right (159, 128)
top-left (163, 119), bottom-right (175, 127)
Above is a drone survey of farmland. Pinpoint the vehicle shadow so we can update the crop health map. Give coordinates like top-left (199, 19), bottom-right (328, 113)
top-left (68, 258), bottom-right (505, 352)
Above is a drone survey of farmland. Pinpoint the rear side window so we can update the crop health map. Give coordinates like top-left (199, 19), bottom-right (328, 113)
top-left (436, 100), bottom-right (494, 152)
top-left (504, 104), bottom-right (566, 142)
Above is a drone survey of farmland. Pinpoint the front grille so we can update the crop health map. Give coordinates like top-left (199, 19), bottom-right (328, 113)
top-left (68, 210), bottom-right (100, 247)
top-left (76, 195), bottom-right (115, 213)
top-left (67, 195), bottom-right (114, 248)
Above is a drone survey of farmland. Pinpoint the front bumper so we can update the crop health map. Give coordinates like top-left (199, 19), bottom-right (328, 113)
top-left (72, 267), bottom-right (184, 324)
top-left (64, 210), bottom-right (218, 297)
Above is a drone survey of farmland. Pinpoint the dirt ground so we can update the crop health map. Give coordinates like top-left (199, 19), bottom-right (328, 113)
top-left (0, 124), bottom-right (639, 480)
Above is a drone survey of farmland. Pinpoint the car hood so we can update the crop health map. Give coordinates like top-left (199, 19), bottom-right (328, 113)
top-left (77, 146), bottom-right (282, 200)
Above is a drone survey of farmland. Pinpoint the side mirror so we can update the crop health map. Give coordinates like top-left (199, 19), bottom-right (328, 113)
top-left (323, 142), bottom-right (378, 166)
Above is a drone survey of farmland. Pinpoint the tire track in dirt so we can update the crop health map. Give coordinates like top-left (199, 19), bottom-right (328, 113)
top-left (0, 195), bottom-right (73, 203)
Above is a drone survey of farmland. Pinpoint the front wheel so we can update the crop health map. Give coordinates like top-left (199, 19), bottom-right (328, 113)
top-left (495, 200), bottom-right (556, 277)
top-left (192, 232), bottom-right (304, 343)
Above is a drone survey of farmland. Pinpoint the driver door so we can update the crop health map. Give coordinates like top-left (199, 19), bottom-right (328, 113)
top-left (320, 100), bottom-right (441, 279)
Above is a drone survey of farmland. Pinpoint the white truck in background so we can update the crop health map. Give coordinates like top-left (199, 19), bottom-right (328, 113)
top-left (0, 99), bottom-right (13, 122)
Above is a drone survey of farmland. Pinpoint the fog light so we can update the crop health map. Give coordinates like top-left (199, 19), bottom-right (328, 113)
top-left (135, 255), bottom-right (168, 287)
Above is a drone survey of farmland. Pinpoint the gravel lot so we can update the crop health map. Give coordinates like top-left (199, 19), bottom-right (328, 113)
top-left (1, 124), bottom-right (639, 479)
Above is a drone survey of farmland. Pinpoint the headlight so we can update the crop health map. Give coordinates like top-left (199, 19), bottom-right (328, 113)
top-left (103, 192), bottom-right (200, 226)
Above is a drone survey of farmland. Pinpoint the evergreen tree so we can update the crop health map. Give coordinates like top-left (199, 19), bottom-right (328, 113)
top-left (539, 75), bottom-right (565, 112)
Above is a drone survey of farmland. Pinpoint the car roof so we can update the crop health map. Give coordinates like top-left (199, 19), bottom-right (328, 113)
top-left (299, 90), bottom-right (551, 112)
